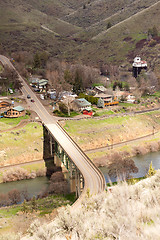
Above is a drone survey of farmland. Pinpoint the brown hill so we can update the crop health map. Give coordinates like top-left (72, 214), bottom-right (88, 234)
top-left (1, 0), bottom-right (160, 72)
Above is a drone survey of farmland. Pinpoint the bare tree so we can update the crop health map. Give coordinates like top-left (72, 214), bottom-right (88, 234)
top-left (46, 60), bottom-right (71, 100)
top-left (107, 152), bottom-right (138, 179)
top-left (1, 66), bottom-right (22, 90)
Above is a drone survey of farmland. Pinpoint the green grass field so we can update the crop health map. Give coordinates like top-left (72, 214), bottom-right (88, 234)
top-left (63, 110), bottom-right (160, 151)
top-left (0, 116), bottom-right (29, 131)
top-left (0, 120), bottom-right (43, 166)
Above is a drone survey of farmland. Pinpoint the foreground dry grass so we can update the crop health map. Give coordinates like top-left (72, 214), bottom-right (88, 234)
top-left (11, 170), bottom-right (159, 239)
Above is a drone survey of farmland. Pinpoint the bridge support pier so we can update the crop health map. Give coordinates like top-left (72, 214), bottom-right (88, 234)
top-left (43, 124), bottom-right (84, 197)
top-left (43, 125), bottom-right (61, 176)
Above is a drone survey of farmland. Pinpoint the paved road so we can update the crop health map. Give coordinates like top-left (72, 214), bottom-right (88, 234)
top-left (0, 55), bottom-right (106, 208)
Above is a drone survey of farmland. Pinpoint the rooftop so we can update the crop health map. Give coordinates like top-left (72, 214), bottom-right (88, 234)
top-left (95, 93), bottom-right (113, 98)
top-left (94, 86), bottom-right (107, 92)
top-left (38, 79), bottom-right (48, 86)
top-left (13, 106), bottom-right (24, 112)
top-left (74, 98), bottom-right (91, 107)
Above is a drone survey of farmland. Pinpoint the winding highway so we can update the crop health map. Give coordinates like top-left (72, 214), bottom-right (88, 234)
top-left (0, 55), bottom-right (106, 208)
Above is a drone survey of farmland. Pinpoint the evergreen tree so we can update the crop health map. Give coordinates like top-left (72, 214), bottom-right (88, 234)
top-left (152, 26), bottom-right (158, 37)
top-left (97, 98), bottom-right (104, 108)
top-left (147, 161), bottom-right (156, 177)
top-left (148, 26), bottom-right (158, 38)
top-left (22, 199), bottom-right (28, 213)
top-left (107, 22), bottom-right (112, 29)
top-left (33, 53), bottom-right (41, 69)
top-left (31, 196), bottom-right (37, 212)
top-left (73, 71), bottom-right (83, 94)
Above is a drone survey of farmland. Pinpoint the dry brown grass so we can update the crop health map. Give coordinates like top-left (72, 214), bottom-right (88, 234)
top-left (22, 170), bottom-right (160, 240)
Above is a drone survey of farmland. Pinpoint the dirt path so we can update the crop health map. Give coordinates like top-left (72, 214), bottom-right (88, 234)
top-left (85, 131), bottom-right (159, 154)
top-left (0, 159), bottom-right (44, 171)
top-left (0, 119), bottom-right (30, 133)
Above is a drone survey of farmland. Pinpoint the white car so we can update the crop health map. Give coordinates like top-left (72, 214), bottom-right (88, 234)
top-left (8, 88), bottom-right (13, 94)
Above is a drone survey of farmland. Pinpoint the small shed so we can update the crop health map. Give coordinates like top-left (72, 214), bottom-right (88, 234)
top-left (127, 95), bottom-right (136, 103)
top-left (83, 107), bottom-right (93, 116)
top-left (4, 106), bottom-right (25, 118)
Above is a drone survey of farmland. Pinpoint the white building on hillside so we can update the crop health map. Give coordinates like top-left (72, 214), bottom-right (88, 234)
top-left (132, 56), bottom-right (147, 78)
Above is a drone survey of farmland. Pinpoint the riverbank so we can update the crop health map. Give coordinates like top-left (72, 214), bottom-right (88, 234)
top-left (0, 192), bottom-right (76, 236)
top-left (86, 131), bottom-right (160, 167)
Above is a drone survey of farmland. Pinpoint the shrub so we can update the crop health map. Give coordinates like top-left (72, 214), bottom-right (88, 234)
top-left (148, 39), bottom-right (157, 47)
top-left (25, 170), bottom-right (160, 240)
top-left (0, 193), bottom-right (10, 207)
top-left (8, 189), bottom-right (21, 204)
top-left (2, 167), bottom-right (30, 182)
top-left (50, 171), bottom-right (65, 182)
top-left (2, 167), bottom-right (45, 183)
top-left (36, 168), bottom-right (46, 177)
top-left (21, 199), bottom-right (28, 213)
top-left (26, 110), bottom-right (31, 116)
top-left (48, 171), bottom-right (68, 194)
top-left (48, 181), bottom-right (68, 194)
top-left (147, 142), bottom-right (159, 152)
top-left (132, 145), bottom-right (149, 156)
top-left (58, 102), bottom-right (68, 114)
top-left (0, 233), bottom-right (21, 240)
top-left (78, 93), bottom-right (98, 105)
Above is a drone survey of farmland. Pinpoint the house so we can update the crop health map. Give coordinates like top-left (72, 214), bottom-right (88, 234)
top-left (0, 101), bottom-right (11, 109)
top-left (95, 93), bottom-right (113, 103)
top-left (72, 98), bottom-right (92, 112)
top-left (4, 106), bottom-right (25, 118)
top-left (30, 78), bottom-right (48, 92)
top-left (95, 93), bottom-right (119, 107)
top-left (94, 85), bottom-right (107, 94)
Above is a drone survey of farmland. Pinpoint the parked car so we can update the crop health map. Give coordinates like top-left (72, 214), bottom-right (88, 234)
top-left (40, 94), bottom-right (44, 100)
top-left (31, 99), bottom-right (35, 102)
top-left (8, 88), bottom-right (13, 94)
top-left (34, 89), bottom-right (40, 92)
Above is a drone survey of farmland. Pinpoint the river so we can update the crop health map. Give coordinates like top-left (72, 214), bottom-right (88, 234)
top-left (99, 151), bottom-right (160, 183)
top-left (0, 151), bottom-right (160, 198)
top-left (0, 176), bottom-right (49, 202)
